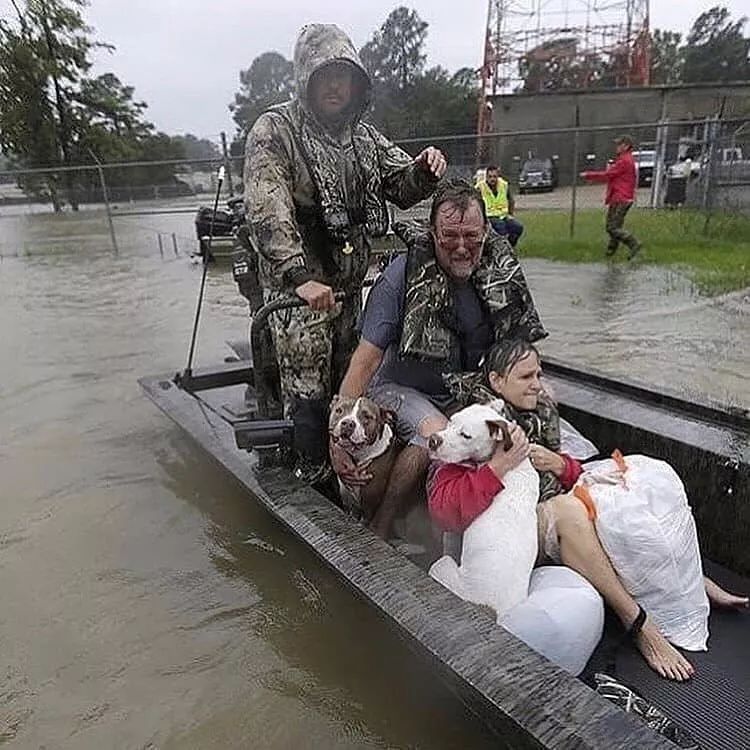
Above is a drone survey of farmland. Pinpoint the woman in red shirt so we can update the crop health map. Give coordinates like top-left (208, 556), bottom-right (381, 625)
top-left (429, 339), bottom-right (744, 682)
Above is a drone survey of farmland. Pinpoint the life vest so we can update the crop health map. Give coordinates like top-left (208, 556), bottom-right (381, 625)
top-left (477, 178), bottom-right (509, 218)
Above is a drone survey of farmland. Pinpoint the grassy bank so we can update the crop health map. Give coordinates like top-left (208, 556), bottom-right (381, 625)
top-left (517, 208), bottom-right (750, 295)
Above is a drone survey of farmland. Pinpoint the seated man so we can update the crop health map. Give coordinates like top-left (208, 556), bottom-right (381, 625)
top-left (331, 178), bottom-right (546, 539)
top-left (476, 165), bottom-right (523, 247)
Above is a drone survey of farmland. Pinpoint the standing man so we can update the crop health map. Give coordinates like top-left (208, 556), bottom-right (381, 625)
top-left (244, 23), bottom-right (446, 483)
top-left (581, 135), bottom-right (642, 259)
top-left (476, 165), bottom-right (523, 247)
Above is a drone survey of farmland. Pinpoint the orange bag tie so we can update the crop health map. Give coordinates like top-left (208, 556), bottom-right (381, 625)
top-left (573, 485), bottom-right (598, 521)
top-left (611, 449), bottom-right (627, 473)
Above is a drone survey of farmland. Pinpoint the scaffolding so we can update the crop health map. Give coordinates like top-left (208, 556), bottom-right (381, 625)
top-left (478, 0), bottom-right (651, 134)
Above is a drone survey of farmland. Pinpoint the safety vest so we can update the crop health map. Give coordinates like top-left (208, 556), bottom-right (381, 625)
top-left (477, 178), bottom-right (509, 218)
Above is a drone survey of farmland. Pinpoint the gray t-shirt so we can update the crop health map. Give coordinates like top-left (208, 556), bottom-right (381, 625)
top-left (360, 255), bottom-right (493, 400)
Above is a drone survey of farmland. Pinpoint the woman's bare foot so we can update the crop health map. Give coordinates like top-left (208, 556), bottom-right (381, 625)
top-left (705, 576), bottom-right (749, 609)
top-left (632, 616), bottom-right (695, 681)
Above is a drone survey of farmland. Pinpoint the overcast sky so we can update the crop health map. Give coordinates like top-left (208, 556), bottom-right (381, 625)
top-left (3, 0), bottom-right (748, 141)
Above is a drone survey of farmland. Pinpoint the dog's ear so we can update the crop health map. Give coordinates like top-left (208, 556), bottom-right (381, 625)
top-left (330, 393), bottom-right (343, 410)
top-left (486, 420), bottom-right (513, 451)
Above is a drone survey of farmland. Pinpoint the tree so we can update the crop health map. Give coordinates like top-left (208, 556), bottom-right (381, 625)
top-left (650, 30), bottom-right (684, 85)
top-left (0, 0), bottom-right (110, 209)
top-left (683, 6), bottom-right (750, 83)
top-left (360, 6), bottom-right (428, 91)
top-left (74, 73), bottom-right (150, 137)
top-left (0, 18), bottom-right (62, 206)
top-left (518, 39), bottom-right (610, 92)
top-left (230, 51), bottom-right (294, 140)
top-left (171, 134), bottom-right (220, 161)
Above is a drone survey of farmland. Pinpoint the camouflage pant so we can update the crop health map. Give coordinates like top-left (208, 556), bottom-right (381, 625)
top-left (605, 202), bottom-right (639, 252)
top-left (264, 290), bottom-right (361, 416)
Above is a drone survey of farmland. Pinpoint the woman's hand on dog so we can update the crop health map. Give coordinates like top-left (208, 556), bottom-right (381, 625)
top-left (488, 424), bottom-right (530, 480)
top-left (528, 444), bottom-right (566, 476)
top-left (330, 440), bottom-right (373, 487)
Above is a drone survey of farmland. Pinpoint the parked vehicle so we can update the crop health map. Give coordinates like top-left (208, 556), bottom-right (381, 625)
top-left (518, 157), bottom-right (558, 193)
top-left (632, 150), bottom-right (656, 187)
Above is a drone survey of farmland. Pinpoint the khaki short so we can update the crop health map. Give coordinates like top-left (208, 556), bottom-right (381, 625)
top-left (537, 500), bottom-right (562, 564)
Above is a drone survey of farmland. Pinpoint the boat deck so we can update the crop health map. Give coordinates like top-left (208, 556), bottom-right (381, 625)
top-left (585, 560), bottom-right (750, 750)
top-left (140, 370), bottom-right (750, 750)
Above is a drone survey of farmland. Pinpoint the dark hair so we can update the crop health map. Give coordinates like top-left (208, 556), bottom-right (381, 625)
top-left (429, 177), bottom-right (486, 226)
top-left (614, 134), bottom-right (634, 150)
top-left (482, 338), bottom-right (540, 381)
top-left (486, 164), bottom-right (499, 172)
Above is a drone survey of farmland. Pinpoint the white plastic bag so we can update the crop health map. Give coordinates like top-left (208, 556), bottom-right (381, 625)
top-left (500, 566), bottom-right (604, 676)
top-left (559, 417), bottom-right (599, 460)
top-left (577, 453), bottom-right (709, 651)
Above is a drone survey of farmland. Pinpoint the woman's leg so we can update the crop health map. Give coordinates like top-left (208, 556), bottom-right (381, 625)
top-left (540, 494), bottom-right (694, 681)
top-left (704, 576), bottom-right (749, 609)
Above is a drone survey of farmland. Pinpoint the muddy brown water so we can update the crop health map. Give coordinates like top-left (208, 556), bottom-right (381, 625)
top-left (1, 207), bottom-right (747, 748)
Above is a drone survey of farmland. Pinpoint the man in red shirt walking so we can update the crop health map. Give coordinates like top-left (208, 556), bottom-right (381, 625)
top-left (581, 135), bottom-right (642, 259)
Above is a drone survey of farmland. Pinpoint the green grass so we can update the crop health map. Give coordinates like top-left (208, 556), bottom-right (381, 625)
top-left (517, 208), bottom-right (750, 295)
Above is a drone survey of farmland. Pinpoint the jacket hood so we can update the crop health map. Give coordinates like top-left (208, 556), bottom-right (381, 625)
top-left (293, 23), bottom-right (372, 125)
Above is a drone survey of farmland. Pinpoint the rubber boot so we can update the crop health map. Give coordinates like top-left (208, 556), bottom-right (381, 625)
top-left (289, 397), bottom-right (332, 488)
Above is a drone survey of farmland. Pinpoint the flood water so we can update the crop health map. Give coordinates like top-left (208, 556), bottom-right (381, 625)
top-left (1, 206), bottom-right (747, 748)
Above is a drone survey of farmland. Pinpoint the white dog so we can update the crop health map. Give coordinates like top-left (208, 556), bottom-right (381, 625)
top-left (427, 400), bottom-right (540, 619)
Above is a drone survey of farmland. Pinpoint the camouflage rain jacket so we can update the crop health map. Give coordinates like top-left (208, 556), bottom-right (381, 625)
top-left (394, 221), bottom-right (547, 370)
top-left (244, 24), bottom-right (439, 293)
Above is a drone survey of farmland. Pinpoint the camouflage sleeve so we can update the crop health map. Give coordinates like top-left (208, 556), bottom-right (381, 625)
top-left (244, 113), bottom-right (310, 288)
top-left (368, 126), bottom-right (439, 209)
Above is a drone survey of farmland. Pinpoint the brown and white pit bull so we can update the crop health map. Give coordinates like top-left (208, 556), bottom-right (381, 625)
top-left (329, 395), bottom-right (399, 521)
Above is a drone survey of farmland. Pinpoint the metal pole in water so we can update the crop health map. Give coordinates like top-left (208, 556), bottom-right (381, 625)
top-left (88, 148), bottom-right (118, 254)
top-left (171, 233), bottom-right (179, 257)
top-left (184, 166), bottom-right (224, 378)
top-left (157, 233), bottom-right (164, 258)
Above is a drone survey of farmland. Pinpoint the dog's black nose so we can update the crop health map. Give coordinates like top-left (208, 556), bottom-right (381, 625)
top-left (428, 434), bottom-right (442, 452)
top-left (339, 418), bottom-right (355, 437)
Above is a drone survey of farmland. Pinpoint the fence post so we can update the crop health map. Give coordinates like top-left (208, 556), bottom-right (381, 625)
top-left (87, 148), bottom-right (118, 254)
top-left (701, 117), bottom-right (719, 236)
top-left (569, 129), bottom-right (580, 239)
top-left (221, 131), bottom-right (234, 197)
top-left (172, 232), bottom-right (179, 257)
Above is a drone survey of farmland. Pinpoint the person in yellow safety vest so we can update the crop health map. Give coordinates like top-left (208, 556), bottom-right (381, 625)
top-left (476, 165), bottom-right (524, 247)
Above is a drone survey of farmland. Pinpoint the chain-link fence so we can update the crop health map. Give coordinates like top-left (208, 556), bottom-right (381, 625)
top-left (1, 116), bottom-right (748, 257)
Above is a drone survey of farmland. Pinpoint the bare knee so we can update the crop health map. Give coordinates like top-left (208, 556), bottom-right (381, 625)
top-left (417, 415), bottom-right (448, 439)
top-left (548, 493), bottom-right (592, 532)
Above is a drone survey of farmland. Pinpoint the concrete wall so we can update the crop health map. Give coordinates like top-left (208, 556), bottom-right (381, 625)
top-left (487, 83), bottom-right (750, 185)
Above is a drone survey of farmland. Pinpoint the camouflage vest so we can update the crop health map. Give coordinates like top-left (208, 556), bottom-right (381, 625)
top-left (275, 102), bottom-right (389, 245)
top-left (394, 222), bottom-right (546, 366)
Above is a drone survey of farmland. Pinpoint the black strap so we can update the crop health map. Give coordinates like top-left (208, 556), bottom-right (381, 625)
top-left (627, 605), bottom-right (648, 640)
top-left (606, 604), bottom-right (648, 675)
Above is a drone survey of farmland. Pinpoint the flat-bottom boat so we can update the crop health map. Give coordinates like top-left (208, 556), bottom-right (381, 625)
top-left (140, 287), bottom-right (750, 750)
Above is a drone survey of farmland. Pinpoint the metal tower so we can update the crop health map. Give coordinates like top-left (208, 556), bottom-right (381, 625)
top-left (478, 0), bottom-right (650, 134)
